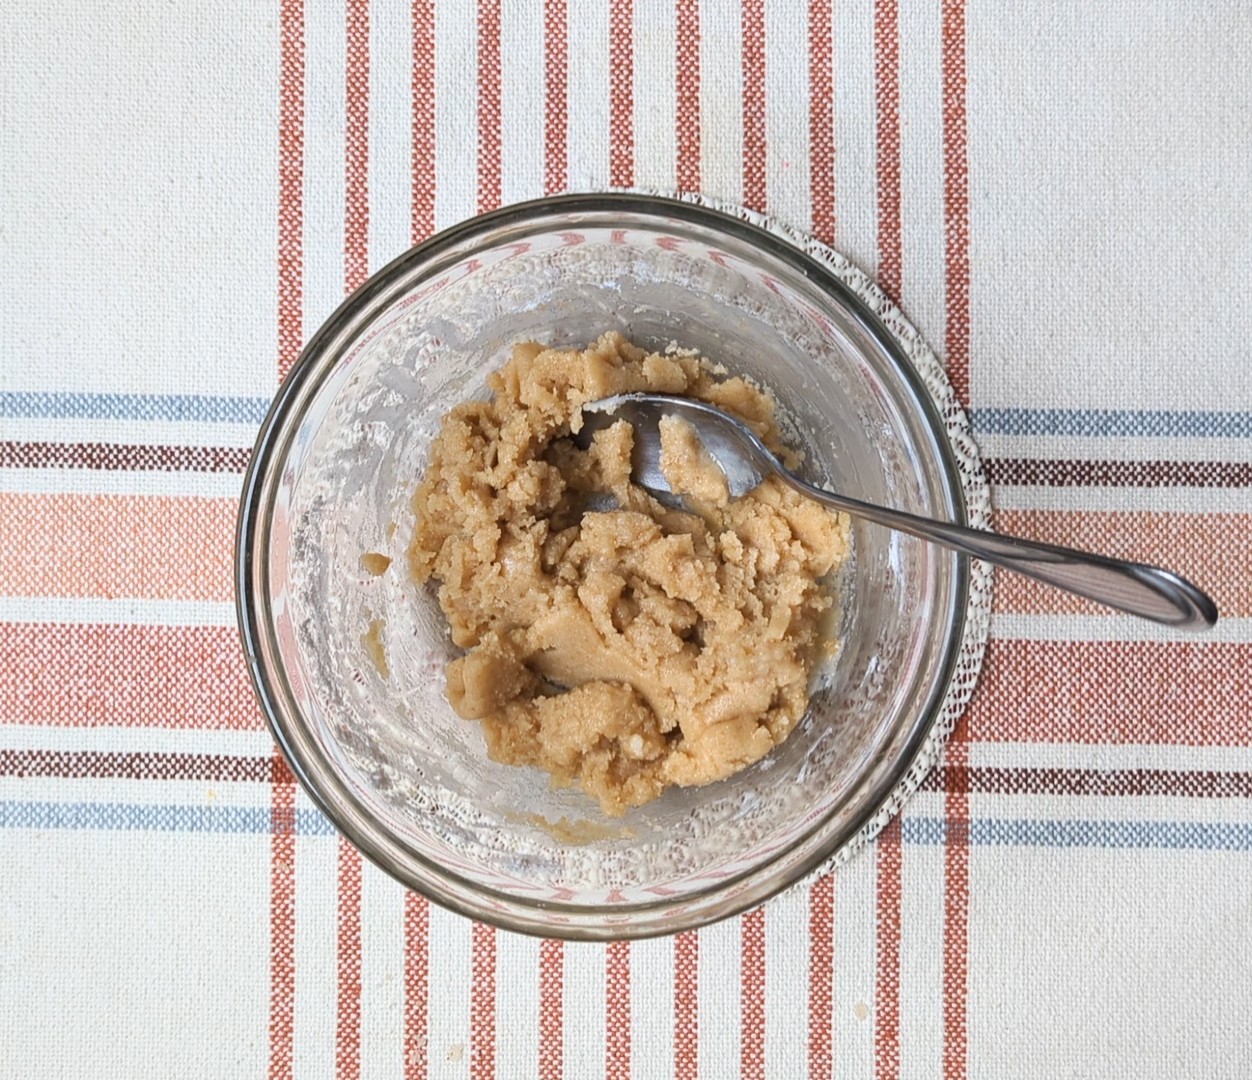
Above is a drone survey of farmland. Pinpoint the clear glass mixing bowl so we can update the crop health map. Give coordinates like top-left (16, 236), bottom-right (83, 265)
top-left (236, 193), bottom-right (968, 938)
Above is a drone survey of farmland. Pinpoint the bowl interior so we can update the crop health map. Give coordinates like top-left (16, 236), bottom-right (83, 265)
top-left (247, 200), bottom-right (964, 935)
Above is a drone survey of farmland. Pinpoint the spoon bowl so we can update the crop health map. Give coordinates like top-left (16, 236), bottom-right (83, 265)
top-left (584, 393), bottom-right (1219, 631)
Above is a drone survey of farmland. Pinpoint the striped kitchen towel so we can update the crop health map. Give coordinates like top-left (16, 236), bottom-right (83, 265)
top-left (1, 1), bottom-right (1249, 1077)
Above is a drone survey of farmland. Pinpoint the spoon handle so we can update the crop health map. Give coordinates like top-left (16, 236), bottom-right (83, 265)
top-left (779, 474), bottom-right (1218, 630)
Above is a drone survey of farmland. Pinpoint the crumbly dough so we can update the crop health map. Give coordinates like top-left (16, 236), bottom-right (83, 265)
top-left (658, 414), bottom-right (730, 506)
top-left (360, 551), bottom-right (392, 576)
top-left (409, 333), bottom-right (850, 816)
top-left (361, 617), bottom-right (390, 679)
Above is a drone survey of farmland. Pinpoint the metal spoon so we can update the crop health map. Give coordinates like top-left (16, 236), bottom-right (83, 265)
top-left (579, 393), bottom-right (1218, 631)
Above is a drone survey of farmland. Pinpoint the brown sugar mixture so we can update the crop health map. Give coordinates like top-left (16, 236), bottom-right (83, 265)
top-left (409, 333), bottom-right (850, 815)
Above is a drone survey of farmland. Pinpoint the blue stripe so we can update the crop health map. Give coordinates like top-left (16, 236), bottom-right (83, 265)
top-left (4, 392), bottom-right (1244, 439)
top-left (0, 801), bottom-right (335, 836)
top-left (970, 408), bottom-right (1252, 440)
top-left (902, 815), bottom-right (948, 845)
top-left (3, 801), bottom-right (1248, 852)
top-left (0, 392), bottom-right (272, 425)
top-left (903, 816), bottom-right (1252, 852)
top-left (903, 818), bottom-right (950, 845)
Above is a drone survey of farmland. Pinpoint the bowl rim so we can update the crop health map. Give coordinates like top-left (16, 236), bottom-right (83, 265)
top-left (236, 191), bottom-right (970, 939)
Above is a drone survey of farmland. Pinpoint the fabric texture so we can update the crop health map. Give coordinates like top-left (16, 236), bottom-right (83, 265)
top-left (1, 1), bottom-right (1249, 1078)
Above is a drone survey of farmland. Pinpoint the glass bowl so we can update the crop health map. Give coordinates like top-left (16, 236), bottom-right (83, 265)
top-left (236, 193), bottom-right (970, 939)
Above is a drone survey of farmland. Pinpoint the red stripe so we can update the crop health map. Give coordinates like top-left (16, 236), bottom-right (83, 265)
top-left (872, 9), bottom-right (906, 1074)
top-left (269, 750), bottom-right (297, 1080)
top-left (971, 639), bottom-right (1252, 747)
top-left (466, 10), bottom-right (501, 1075)
top-left (987, 457), bottom-right (1252, 489)
top-left (338, 14), bottom-right (370, 1069)
top-left (991, 509), bottom-right (1243, 618)
top-left (919, 765), bottom-right (1252, 799)
top-left (940, 3), bottom-right (972, 1073)
top-left (477, 0), bottom-right (503, 212)
top-left (470, 922), bottom-right (496, 1079)
top-left (7, 748), bottom-right (1247, 797)
top-left (808, 873), bottom-right (835, 1078)
top-left (676, 0), bottom-right (701, 193)
top-left (873, 817), bottom-right (902, 1080)
top-left (0, 492), bottom-right (236, 601)
top-left (404, 893), bottom-right (430, 1079)
top-left (411, 0), bottom-right (436, 242)
top-left (538, 939), bottom-right (564, 1080)
top-left (741, 0), bottom-right (767, 212)
top-left (741, 907), bottom-right (766, 1080)
top-left (605, 941), bottom-right (631, 1080)
top-left (873, 0), bottom-right (902, 305)
top-left (941, 0), bottom-right (971, 404)
top-left (0, 441), bottom-right (250, 472)
top-left (335, 841), bottom-right (364, 1079)
top-left (809, 0), bottom-right (835, 245)
top-left (278, 0), bottom-right (305, 383)
top-left (273, 1), bottom-right (304, 1069)
top-left (0, 749), bottom-right (273, 783)
top-left (18, 441), bottom-right (1246, 489)
top-left (543, 0), bottom-right (568, 194)
top-left (943, 734), bottom-right (971, 1080)
top-left (0, 624), bottom-right (262, 731)
top-left (346, 0), bottom-right (370, 290)
top-left (673, 931), bottom-right (698, 1080)
top-left (609, 0), bottom-right (634, 187)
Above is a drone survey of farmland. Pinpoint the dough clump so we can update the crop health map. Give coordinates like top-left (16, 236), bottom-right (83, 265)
top-left (410, 333), bottom-right (850, 815)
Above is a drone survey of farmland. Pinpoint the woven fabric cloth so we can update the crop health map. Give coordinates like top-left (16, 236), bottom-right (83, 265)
top-left (2, 1), bottom-right (1250, 1077)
